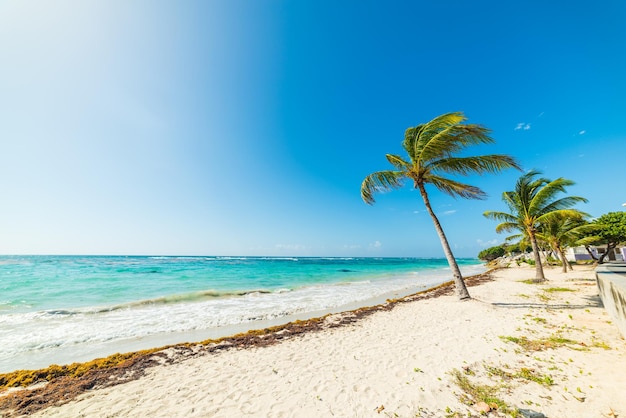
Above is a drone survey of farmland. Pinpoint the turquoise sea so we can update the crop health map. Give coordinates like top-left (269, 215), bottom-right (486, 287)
top-left (0, 255), bottom-right (485, 373)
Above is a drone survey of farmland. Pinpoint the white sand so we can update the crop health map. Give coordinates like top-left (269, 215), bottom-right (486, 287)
top-left (30, 265), bottom-right (626, 417)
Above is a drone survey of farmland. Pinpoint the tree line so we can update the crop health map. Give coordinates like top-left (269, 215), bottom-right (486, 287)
top-left (478, 211), bottom-right (626, 271)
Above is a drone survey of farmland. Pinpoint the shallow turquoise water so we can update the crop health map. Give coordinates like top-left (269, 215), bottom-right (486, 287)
top-left (0, 255), bottom-right (481, 313)
top-left (0, 255), bottom-right (485, 372)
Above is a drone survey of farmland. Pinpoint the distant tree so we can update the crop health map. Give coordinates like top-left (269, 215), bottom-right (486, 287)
top-left (478, 245), bottom-right (505, 261)
top-left (361, 112), bottom-right (520, 300)
top-left (483, 170), bottom-right (588, 282)
top-left (590, 212), bottom-right (626, 264)
top-left (536, 213), bottom-right (595, 272)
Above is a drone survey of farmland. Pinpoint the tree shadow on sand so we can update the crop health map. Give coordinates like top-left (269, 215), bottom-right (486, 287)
top-left (491, 293), bottom-right (603, 310)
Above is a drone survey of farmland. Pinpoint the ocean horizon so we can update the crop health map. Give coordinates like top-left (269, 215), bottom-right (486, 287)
top-left (0, 255), bottom-right (485, 373)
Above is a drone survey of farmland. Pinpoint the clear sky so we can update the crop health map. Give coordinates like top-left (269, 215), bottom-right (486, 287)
top-left (1, 1), bottom-right (625, 257)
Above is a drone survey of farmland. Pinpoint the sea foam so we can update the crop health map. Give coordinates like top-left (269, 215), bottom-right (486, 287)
top-left (0, 256), bottom-right (485, 372)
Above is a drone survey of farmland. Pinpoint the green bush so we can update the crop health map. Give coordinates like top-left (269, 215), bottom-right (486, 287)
top-left (478, 246), bottom-right (506, 261)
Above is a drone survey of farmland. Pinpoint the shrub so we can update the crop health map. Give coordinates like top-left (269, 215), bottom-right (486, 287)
top-left (478, 246), bottom-right (506, 261)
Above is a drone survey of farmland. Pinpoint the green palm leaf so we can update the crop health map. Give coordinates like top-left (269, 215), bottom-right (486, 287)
top-left (385, 154), bottom-right (411, 170)
top-left (495, 222), bottom-right (520, 234)
top-left (428, 175), bottom-right (487, 199)
top-left (361, 170), bottom-right (405, 204)
top-left (431, 154), bottom-right (521, 176)
top-left (483, 210), bottom-right (518, 223)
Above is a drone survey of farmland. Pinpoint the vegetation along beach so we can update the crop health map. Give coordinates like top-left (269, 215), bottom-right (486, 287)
top-left (2, 1), bottom-right (626, 417)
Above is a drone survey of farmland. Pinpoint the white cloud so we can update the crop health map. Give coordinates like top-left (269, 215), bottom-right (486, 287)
top-left (342, 244), bottom-right (361, 250)
top-left (442, 210), bottom-right (457, 215)
top-left (477, 239), bottom-right (498, 248)
top-left (369, 241), bottom-right (382, 249)
top-left (515, 123), bottom-right (531, 131)
top-left (579, 130), bottom-right (586, 135)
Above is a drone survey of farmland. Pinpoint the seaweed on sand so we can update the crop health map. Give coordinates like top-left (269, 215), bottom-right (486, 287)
top-left (0, 270), bottom-right (495, 417)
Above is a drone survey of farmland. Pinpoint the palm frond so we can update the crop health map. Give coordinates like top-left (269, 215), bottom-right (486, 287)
top-left (483, 210), bottom-right (518, 223)
top-left (422, 124), bottom-right (496, 160)
top-left (360, 170), bottom-right (406, 205)
top-left (404, 112), bottom-right (466, 161)
top-left (537, 196), bottom-right (589, 216)
top-left (501, 190), bottom-right (523, 214)
top-left (417, 125), bottom-right (471, 161)
top-left (569, 222), bottom-right (599, 235)
top-left (575, 235), bottom-right (602, 246)
top-left (536, 209), bottom-right (588, 225)
top-left (430, 154), bottom-right (521, 176)
top-left (495, 222), bottom-right (521, 234)
top-left (403, 125), bottom-right (424, 162)
top-left (385, 154), bottom-right (411, 170)
top-left (528, 177), bottom-right (576, 214)
top-left (504, 233), bottom-right (524, 242)
top-left (427, 175), bottom-right (487, 199)
top-left (515, 170), bottom-right (549, 215)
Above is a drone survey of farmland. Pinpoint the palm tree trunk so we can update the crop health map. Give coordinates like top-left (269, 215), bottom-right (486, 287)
top-left (556, 246), bottom-right (568, 273)
top-left (559, 248), bottom-right (572, 272)
top-left (584, 245), bottom-right (598, 261)
top-left (417, 183), bottom-right (470, 300)
top-left (551, 245), bottom-right (567, 273)
top-left (528, 231), bottom-right (546, 281)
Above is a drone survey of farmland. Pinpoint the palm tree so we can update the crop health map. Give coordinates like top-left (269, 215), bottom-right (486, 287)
top-left (484, 170), bottom-right (588, 281)
top-left (536, 213), bottom-right (594, 273)
top-left (361, 112), bottom-right (520, 300)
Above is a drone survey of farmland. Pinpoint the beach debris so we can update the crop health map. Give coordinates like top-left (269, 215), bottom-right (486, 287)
top-left (473, 401), bottom-right (491, 413)
top-left (0, 271), bottom-right (496, 417)
top-left (375, 404), bottom-right (385, 413)
top-left (461, 365), bottom-right (474, 375)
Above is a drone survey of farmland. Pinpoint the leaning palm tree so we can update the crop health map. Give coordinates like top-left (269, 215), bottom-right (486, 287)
top-left (536, 213), bottom-right (594, 273)
top-left (361, 112), bottom-right (520, 300)
top-left (484, 170), bottom-right (588, 281)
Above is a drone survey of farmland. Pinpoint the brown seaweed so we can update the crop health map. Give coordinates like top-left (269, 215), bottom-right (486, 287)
top-left (0, 270), bottom-right (494, 417)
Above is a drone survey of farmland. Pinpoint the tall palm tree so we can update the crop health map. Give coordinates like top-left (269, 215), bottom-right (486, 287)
top-left (361, 112), bottom-right (520, 300)
top-left (484, 170), bottom-right (588, 281)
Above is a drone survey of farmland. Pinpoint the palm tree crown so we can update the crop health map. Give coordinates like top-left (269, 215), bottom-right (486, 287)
top-left (361, 112), bottom-right (520, 204)
top-left (361, 112), bottom-right (521, 299)
top-left (484, 170), bottom-right (588, 280)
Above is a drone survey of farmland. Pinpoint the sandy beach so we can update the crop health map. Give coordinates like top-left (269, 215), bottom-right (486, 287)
top-left (2, 264), bottom-right (625, 417)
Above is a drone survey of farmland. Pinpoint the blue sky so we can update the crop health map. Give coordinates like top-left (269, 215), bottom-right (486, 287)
top-left (1, 1), bottom-right (625, 257)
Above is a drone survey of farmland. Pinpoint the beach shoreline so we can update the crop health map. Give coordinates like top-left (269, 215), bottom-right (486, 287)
top-left (2, 264), bottom-right (625, 417)
top-left (0, 256), bottom-right (485, 374)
